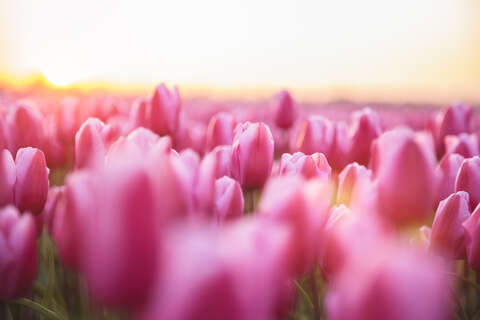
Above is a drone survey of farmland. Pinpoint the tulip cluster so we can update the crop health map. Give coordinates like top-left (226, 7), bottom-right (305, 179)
top-left (1, 84), bottom-right (480, 320)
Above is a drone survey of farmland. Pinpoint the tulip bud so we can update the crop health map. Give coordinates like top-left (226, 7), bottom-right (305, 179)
top-left (279, 152), bottom-right (331, 180)
top-left (8, 104), bottom-right (45, 153)
top-left (435, 153), bottom-right (464, 207)
top-left (129, 98), bottom-right (150, 130)
top-left (329, 121), bottom-right (350, 171)
top-left (430, 191), bottom-right (470, 259)
top-left (294, 116), bottom-right (334, 156)
top-left (455, 156), bottom-right (480, 211)
top-left (444, 134), bottom-right (479, 158)
top-left (214, 176), bottom-right (244, 223)
top-left (231, 122), bottom-right (274, 188)
top-left (372, 129), bottom-right (437, 226)
top-left (211, 145), bottom-right (231, 178)
top-left (428, 103), bottom-right (472, 156)
top-left (42, 186), bottom-right (64, 235)
top-left (14, 148), bottom-right (49, 215)
top-left (273, 90), bottom-right (298, 129)
top-left (75, 118), bottom-right (107, 169)
top-left (148, 83), bottom-right (181, 136)
top-left (348, 108), bottom-right (381, 165)
top-left (337, 163), bottom-right (371, 207)
top-left (0, 149), bottom-right (15, 207)
top-left (0, 206), bottom-right (37, 300)
top-left (194, 152), bottom-right (218, 214)
top-left (205, 112), bottom-right (236, 151)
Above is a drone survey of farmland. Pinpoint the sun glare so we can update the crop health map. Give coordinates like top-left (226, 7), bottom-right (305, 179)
top-left (42, 69), bottom-right (78, 87)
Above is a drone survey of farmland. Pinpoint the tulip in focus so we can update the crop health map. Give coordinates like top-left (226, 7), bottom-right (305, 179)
top-left (430, 191), bottom-right (470, 259)
top-left (231, 122), bottom-right (274, 188)
top-left (14, 147), bottom-right (49, 215)
top-left (148, 83), bottom-right (181, 136)
top-left (0, 206), bottom-right (37, 300)
top-left (214, 176), bottom-right (244, 223)
top-left (279, 152), bottom-right (331, 180)
top-left (371, 129), bottom-right (437, 226)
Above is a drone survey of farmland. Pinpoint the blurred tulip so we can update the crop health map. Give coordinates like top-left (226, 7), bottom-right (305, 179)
top-left (8, 104), bottom-right (45, 153)
top-left (75, 118), bottom-right (107, 169)
top-left (273, 90), bottom-right (298, 129)
top-left (129, 98), bottom-right (150, 130)
top-left (214, 176), bottom-right (244, 223)
top-left (325, 241), bottom-right (452, 320)
top-left (0, 206), bottom-right (37, 300)
top-left (428, 103), bottom-right (472, 156)
top-left (455, 156), bottom-right (480, 211)
top-left (329, 121), bottom-right (350, 171)
top-left (430, 191), bottom-right (470, 259)
top-left (148, 83), bottom-right (181, 136)
top-left (348, 108), bottom-right (381, 165)
top-left (372, 129), bottom-right (437, 226)
top-left (231, 122), bottom-right (274, 188)
top-left (211, 145), bottom-right (231, 178)
top-left (84, 165), bottom-right (159, 309)
top-left (56, 98), bottom-right (81, 144)
top-left (14, 148), bottom-right (49, 215)
top-left (42, 186), bottom-right (64, 235)
top-left (194, 152), bottom-right (218, 214)
top-left (337, 163), bottom-right (371, 207)
top-left (436, 153), bottom-right (464, 207)
top-left (205, 112), bottom-right (236, 150)
top-left (444, 133), bottom-right (479, 158)
top-left (294, 116), bottom-right (334, 156)
top-left (279, 152), bottom-right (331, 180)
top-left (0, 149), bottom-right (15, 207)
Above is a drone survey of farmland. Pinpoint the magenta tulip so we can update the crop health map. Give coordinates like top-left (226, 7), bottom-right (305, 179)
top-left (14, 147), bottom-right (49, 215)
top-left (231, 122), bottom-right (274, 188)
top-left (430, 191), bottom-right (470, 259)
top-left (0, 149), bottom-right (15, 207)
top-left (294, 116), bottom-right (334, 156)
top-left (273, 90), bottom-right (298, 129)
top-left (211, 145), bottom-right (231, 178)
top-left (337, 162), bottom-right (371, 207)
top-left (371, 129), bottom-right (437, 226)
top-left (214, 176), bottom-right (244, 223)
top-left (0, 206), bottom-right (37, 300)
top-left (348, 108), bottom-right (381, 165)
top-left (205, 112), bottom-right (236, 151)
top-left (148, 83), bottom-right (181, 136)
top-left (444, 133), bottom-right (479, 158)
top-left (436, 153), bottom-right (464, 207)
top-left (279, 152), bottom-right (331, 180)
top-left (75, 117), bottom-right (107, 169)
top-left (455, 156), bottom-right (480, 210)
top-left (7, 104), bottom-right (45, 153)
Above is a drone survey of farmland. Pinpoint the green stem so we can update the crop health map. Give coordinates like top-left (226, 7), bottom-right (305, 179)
top-left (292, 280), bottom-right (314, 311)
top-left (11, 298), bottom-right (64, 320)
top-left (310, 272), bottom-right (320, 320)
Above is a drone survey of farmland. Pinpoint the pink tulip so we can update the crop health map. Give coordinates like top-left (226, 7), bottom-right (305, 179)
top-left (179, 148), bottom-right (200, 179)
top-left (337, 163), bottom-right (371, 207)
top-left (14, 148), bottom-right (49, 215)
top-left (428, 103), bottom-right (472, 156)
top-left (83, 165), bottom-right (159, 309)
top-left (75, 118), bottom-right (107, 169)
top-left (279, 152), bottom-right (331, 180)
top-left (258, 175), bottom-right (331, 274)
top-left (148, 83), bottom-right (181, 136)
top-left (194, 152), bottom-right (218, 214)
top-left (462, 204), bottom-right (480, 271)
top-left (42, 186), bottom-right (64, 235)
top-left (56, 98), bottom-right (81, 144)
top-left (430, 191), bottom-right (470, 259)
top-left (272, 90), bottom-right (298, 129)
top-left (444, 133), bottom-right (479, 158)
top-left (7, 104), bottom-right (45, 153)
top-left (129, 98), bottom-right (150, 130)
top-left (0, 206), bottom-right (37, 300)
top-left (214, 176), bottom-right (244, 223)
top-left (325, 241), bottom-right (452, 320)
top-left (211, 145), bottom-right (231, 178)
top-left (435, 153), bottom-right (464, 207)
top-left (0, 149), bottom-right (15, 207)
top-left (205, 112), bottom-right (236, 151)
top-left (294, 116), bottom-right (334, 157)
top-left (231, 122), bottom-right (274, 188)
top-left (371, 129), bottom-right (437, 226)
top-left (455, 156), bottom-right (480, 210)
top-left (329, 121), bottom-right (350, 171)
top-left (348, 108), bottom-right (381, 165)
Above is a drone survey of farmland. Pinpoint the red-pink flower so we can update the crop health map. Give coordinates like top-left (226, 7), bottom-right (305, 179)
top-left (0, 206), bottom-right (37, 300)
top-left (455, 156), bottom-right (480, 210)
top-left (14, 147), bottom-right (49, 215)
top-left (444, 133), bottom-right (479, 158)
top-left (75, 118), bottom-right (107, 169)
top-left (148, 83), bottom-right (181, 136)
top-left (272, 90), bottom-right (298, 129)
top-left (279, 152), bottom-right (331, 180)
top-left (205, 112), bottom-right (236, 151)
top-left (294, 116), bottom-right (334, 158)
top-left (337, 162), bottom-right (372, 207)
top-left (435, 153), bottom-right (464, 207)
top-left (348, 108), bottom-right (381, 166)
top-left (214, 176), bottom-right (244, 223)
top-left (231, 122), bottom-right (274, 188)
top-left (0, 149), bottom-right (15, 207)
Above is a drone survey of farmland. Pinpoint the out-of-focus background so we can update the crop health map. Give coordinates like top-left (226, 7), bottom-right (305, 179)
top-left (0, 0), bottom-right (479, 103)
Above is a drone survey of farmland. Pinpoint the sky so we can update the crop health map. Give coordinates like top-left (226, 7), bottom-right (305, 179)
top-left (0, 0), bottom-right (479, 101)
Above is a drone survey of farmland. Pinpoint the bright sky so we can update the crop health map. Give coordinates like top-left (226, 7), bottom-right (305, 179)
top-left (0, 0), bottom-right (479, 100)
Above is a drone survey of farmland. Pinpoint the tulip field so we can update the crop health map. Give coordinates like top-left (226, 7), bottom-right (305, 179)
top-left (1, 84), bottom-right (480, 320)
